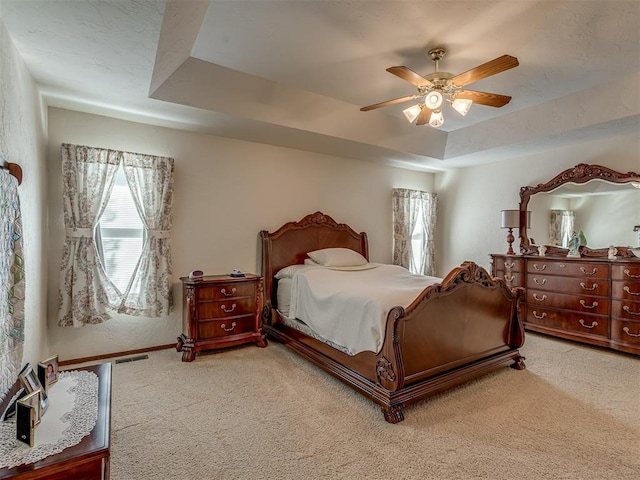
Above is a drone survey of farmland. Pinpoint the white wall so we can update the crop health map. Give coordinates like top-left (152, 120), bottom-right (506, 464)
top-left (435, 133), bottom-right (640, 274)
top-left (46, 107), bottom-right (434, 361)
top-left (0, 20), bottom-right (48, 370)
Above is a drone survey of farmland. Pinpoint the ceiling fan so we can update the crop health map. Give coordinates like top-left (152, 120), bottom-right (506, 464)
top-left (361, 47), bottom-right (519, 128)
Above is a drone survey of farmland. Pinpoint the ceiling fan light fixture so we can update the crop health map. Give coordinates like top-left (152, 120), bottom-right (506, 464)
top-left (451, 98), bottom-right (473, 116)
top-left (429, 109), bottom-right (444, 128)
top-left (424, 90), bottom-right (443, 110)
top-left (402, 104), bottom-right (422, 123)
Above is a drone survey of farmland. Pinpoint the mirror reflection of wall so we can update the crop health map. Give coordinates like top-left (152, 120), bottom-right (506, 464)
top-left (528, 183), bottom-right (640, 249)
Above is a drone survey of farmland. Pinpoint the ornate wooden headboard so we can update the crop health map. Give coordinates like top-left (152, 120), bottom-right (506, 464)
top-left (259, 211), bottom-right (368, 309)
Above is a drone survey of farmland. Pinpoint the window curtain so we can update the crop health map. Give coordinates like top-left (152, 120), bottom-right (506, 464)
top-left (392, 188), bottom-right (438, 275)
top-left (549, 210), bottom-right (575, 247)
top-left (58, 144), bottom-right (121, 327)
top-left (118, 153), bottom-right (174, 317)
top-left (0, 167), bottom-right (25, 402)
top-left (419, 191), bottom-right (438, 276)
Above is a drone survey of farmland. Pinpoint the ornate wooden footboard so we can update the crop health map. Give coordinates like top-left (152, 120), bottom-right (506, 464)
top-left (260, 212), bottom-right (525, 423)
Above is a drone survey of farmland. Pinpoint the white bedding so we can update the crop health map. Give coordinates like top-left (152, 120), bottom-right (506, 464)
top-left (278, 264), bottom-right (440, 355)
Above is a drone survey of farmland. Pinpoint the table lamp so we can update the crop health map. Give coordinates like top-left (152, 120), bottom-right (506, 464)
top-left (501, 210), bottom-right (520, 255)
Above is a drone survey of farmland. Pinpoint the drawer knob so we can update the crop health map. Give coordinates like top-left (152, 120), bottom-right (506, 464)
top-left (624, 269), bottom-right (640, 279)
top-left (580, 267), bottom-right (597, 275)
top-left (533, 264), bottom-right (546, 271)
top-left (533, 278), bottom-right (546, 286)
top-left (580, 282), bottom-right (598, 291)
top-left (221, 303), bottom-right (236, 313)
top-left (533, 293), bottom-right (547, 301)
top-left (505, 262), bottom-right (515, 268)
top-left (622, 326), bottom-right (640, 338)
top-left (221, 321), bottom-right (237, 332)
top-left (579, 300), bottom-right (598, 309)
top-left (579, 319), bottom-right (598, 329)
top-left (623, 305), bottom-right (640, 316)
top-left (532, 310), bottom-right (547, 320)
top-left (623, 286), bottom-right (640, 296)
top-left (221, 287), bottom-right (237, 297)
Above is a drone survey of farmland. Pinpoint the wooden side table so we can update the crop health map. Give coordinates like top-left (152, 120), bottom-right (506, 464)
top-left (0, 363), bottom-right (111, 480)
top-left (176, 274), bottom-right (267, 362)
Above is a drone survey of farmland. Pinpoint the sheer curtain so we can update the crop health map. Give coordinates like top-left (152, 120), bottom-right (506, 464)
top-left (392, 188), bottom-right (438, 275)
top-left (419, 191), bottom-right (438, 276)
top-left (118, 153), bottom-right (174, 317)
top-left (58, 144), bottom-right (121, 327)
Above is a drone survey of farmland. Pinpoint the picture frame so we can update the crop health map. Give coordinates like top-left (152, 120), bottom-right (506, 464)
top-left (16, 394), bottom-right (37, 447)
top-left (38, 354), bottom-right (59, 392)
top-left (18, 363), bottom-right (48, 416)
top-left (17, 389), bottom-right (41, 425)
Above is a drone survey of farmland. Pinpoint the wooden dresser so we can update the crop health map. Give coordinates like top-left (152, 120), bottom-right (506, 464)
top-left (176, 274), bottom-right (267, 362)
top-left (0, 363), bottom-right (111, 480)
top-left (491, 254), bottom-right (640, 355)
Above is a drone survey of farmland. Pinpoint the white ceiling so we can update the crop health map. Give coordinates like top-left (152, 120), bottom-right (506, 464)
top-left (2, 0), bottom-right (639, 172)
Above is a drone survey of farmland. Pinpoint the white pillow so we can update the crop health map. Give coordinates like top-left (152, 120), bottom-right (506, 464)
top-left (304, 258), bottom-right (320, 266)
top-left (274, 264), bottom-right (309, 279)
top-left (307, 247), bottom-right (368, 267)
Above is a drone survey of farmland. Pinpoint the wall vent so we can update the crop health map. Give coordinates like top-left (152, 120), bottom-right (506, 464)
top-left (115, 354), bottom-right (149, 364)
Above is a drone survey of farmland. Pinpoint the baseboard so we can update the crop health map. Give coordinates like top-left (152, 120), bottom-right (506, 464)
top-left (59, 344), bottom-right (175, 367)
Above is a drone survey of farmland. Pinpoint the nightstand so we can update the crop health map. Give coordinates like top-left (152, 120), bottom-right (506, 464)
top-left (176, 274), bottom-right (267, 362)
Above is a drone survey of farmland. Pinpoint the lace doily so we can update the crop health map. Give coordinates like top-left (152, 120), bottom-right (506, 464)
top-left (0, 369), bottom-right (99, 469)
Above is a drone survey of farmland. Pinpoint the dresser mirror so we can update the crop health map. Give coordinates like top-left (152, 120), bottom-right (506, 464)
top-left (519, 163), bottom-right (640, 257)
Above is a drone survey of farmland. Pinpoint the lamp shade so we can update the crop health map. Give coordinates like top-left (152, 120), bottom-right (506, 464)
top-left (501, 210), bottom-right (520, 229)
top-left (402, 104), bottom-right (422, 123)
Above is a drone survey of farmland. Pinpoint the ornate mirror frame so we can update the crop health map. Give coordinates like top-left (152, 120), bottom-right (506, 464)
top-left (519, 163), bottom-right (640, 257)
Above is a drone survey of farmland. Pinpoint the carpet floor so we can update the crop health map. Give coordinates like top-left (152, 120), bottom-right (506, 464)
top-left (109, 333), bottom-right (639, 480)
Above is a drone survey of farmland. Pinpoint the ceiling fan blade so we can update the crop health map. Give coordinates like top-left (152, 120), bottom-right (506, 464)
top-left (415, 106), bottom-right (432, 125)
top-left (451, 55), bottom-right (519, 87)
top-left (456, 89), bottom-right (512, 107)
top-left (360, 94), bottom-right (420, 111)
top-left (386, 66), bottom-right (433, 88)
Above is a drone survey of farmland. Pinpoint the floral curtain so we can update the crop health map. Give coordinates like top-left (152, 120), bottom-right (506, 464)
top-left (118, 153), bottom-right (174, 317)
top-left (549, 210), bottom-right (575, 247)
top-left (392, 188), bottom-right (438, 275)
top-left (58, 144), bottom-right (121, 327)
top-left (0, 167), bottom-right (24, 403)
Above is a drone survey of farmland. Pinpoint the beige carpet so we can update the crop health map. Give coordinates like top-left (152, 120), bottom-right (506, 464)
top-left (109, 334), bottom-right (640, 479)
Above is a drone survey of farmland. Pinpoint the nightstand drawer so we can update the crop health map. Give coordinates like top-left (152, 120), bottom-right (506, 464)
top-left (196, 282), bottom-right (256, 300)
top-left (198, 315), bottom-right (255, 339)
top-left (198, 297), bottom-right (257, 319)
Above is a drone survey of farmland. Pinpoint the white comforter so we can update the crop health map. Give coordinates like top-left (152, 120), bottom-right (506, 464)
top-left (287, 264), bottom-right (441, 355)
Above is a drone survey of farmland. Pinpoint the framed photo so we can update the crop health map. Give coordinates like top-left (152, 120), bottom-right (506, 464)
top-left (38, 355), bottom-right (59, 391)
top-left (16, 400), bottom-right (36, 447)
top-left (18, 363), bottom-right (48, 416)
top-left (18, 389), bottom-right (41, 425)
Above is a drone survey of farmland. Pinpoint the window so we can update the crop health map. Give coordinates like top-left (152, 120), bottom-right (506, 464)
top-left (410, 202), bottom-right (425, 274)
top-left (96, 166), bottom-right (144, 294)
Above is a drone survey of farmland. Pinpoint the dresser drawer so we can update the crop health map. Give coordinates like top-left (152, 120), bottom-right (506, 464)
top-left (198, 315), bottom-right (256, 339)
top-left (495, 272), bottom-right (525, 287)
top-left (611, 280), bottom-right (640, 301)
top-left (196, 282), bottom-right (256, 301)
top-left (526, 274), bottom-right (609, 296)
top-left (526, 290), bottom-right (609, 315)
top-left (525, 307), bottom-right (608, 337)
top-left (611, 264), bottom-right (640, 281)
top-left (198, 297), bottom-right (257, 319)
top-left (527, 260), bottom-right (608, 278)
top-left (611, 319), bottom-right (640, 346)
top-left (612, 299), bottom-right (640, 320)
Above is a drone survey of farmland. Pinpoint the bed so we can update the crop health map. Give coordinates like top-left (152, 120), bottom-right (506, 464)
top-left (260, 211), bottom-right (526, 423)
